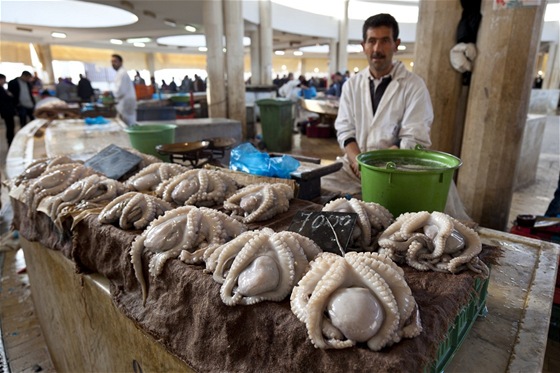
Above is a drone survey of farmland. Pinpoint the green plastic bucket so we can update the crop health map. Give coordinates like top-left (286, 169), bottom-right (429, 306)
top-left (124, 124), bottom-right (177, 161)
top-left (356, 147), bottom-right (462, 217)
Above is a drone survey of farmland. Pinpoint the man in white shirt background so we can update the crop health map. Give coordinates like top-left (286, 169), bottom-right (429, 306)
top-left (111, 54), bottom-right (137, 126)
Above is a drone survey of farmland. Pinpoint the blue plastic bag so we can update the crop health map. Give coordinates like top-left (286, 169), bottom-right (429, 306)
top-left (84, 116), bottom-right (110, 125)
top-left (229, 143), bottom-right (300, 178)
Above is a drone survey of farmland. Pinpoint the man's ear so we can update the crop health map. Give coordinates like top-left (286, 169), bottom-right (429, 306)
top-left (395, 38), bottom-right (401, 52)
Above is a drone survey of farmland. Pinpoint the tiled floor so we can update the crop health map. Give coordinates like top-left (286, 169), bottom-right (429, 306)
top-left (0, 115), bottom-right (558, 372)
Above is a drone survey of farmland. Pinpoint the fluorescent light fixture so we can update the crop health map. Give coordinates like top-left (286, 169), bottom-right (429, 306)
top-left (133, 42), bottom-right (146, 47)
top-left (398, 45), bottom-right (407, 51)
top-left (198, 47), bottom-right (208, 52)
top-left (127, 37), bottom-right (151, 43)
top-left (293, 51), bottom-right (303, 56)
top-left (51, 32), bottom-right (67, 38)
top-left (281, 65), bottom-right (287, 70)
top-left (110, 39), bottom-right (123, 45)
top-left (275, 50), bottom-right (285, 55)
top-left (314, 67), bottom-right (319, 73)
top-left (185, 25), bottom-right (197, 32)
top-left (164, 19), bottom-right (177, 27)
top-left (353, 67), bottom-right (359, 72)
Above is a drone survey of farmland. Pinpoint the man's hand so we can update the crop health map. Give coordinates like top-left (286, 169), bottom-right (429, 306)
top-left (345, 141), bottom-right (362, 178)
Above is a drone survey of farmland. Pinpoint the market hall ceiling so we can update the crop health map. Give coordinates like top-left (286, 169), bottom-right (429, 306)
top-left (0, 0), bottom-right (558, 55)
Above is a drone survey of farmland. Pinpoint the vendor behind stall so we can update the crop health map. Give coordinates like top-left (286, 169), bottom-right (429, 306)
top-left (111, 54), bottom-right (137, 126)
top-left (323, 13), bottom-right (433, 195)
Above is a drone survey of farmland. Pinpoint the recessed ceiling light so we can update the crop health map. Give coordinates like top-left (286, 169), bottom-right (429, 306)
top-left (126, 37), bottom-right (151, 44)
top-left (398, 45), bottom-right (407, 51)
top-left (185, 25), bottom-right (197, 32)
top-left (110, 39), bottom-right (123, 45)
top-left (51, 32), bottom-right (67, 39)
top-left (164, 19), bottom-right (177, 27)
top-left (275, 50), bottom-right (285, 55)
top-left (133, 42), bottom-right (146, 48)
top-left (198, 47), bottom-right (208, 52)
top-left (293, 51), bottom-right (303, 56)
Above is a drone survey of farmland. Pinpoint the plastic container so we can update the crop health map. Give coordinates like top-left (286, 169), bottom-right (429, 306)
top-left (124, 124), bottom-right (177, 161)
top-left (357, 147), bottom-right (462, 217)
top-left (256, 98), bottom-right (294, 152)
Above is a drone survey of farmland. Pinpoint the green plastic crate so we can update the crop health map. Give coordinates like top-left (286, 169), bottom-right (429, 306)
top-left (425, 274), bottom-right (490, 373)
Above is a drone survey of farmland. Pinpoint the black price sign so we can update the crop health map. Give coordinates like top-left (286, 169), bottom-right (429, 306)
top-left (85, 144), bottom-right (142, 180)
top-left (287, 211), bottom-right (357, 255)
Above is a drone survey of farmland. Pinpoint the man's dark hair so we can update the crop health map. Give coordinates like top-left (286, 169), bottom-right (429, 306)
top-left (112, 54), bottom-right (123, 63)
top-left (21, 71), bottom-right (32, 78)
top-left (0, 74), bottom-right (5, 80)
top-left (362, 13), bottom-right (399, 42)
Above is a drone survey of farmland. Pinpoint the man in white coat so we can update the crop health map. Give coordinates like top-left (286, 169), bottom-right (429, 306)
top-left (111, 54), bottom-right (137, 126)
top-left (326, 13), bottom-right (433, 195)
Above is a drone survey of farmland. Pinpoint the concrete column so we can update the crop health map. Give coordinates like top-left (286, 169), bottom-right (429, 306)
top-left (35, 44), bottom-right (54, 84)
top-left (259, 0), bottom-right (273, 85)
top-left (329, 38), bottom-right (338, 77)
top-left (337, 0), bottom-right (349, 74)
top-left (414, 1), bottom-right (464, 156)
top-left (203, 0), bottom-right (227, 118)
top-left (145, 53), bottom-right (155, 79)
top-left (224, 0), bottom-right (247, 137)
top-left (249, 29), bottom-right (261, 85)
top-left (457, 0), bottom-right (547, 230)
top-left (543, 43), bottom-right (559, 90)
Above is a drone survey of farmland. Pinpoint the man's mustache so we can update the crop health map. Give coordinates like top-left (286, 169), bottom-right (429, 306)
top-left (371, 53), bottom-right (385, 59)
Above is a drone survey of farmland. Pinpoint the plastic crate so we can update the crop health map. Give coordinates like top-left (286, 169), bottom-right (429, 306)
top-left (425, 274), bottom-right (490, 373)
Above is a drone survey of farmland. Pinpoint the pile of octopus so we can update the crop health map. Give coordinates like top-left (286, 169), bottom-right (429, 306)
top-left (8, 152), bottom-right (492, 371)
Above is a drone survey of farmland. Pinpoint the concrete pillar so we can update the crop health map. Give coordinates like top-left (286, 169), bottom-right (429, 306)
top-left (35, 44), bottom-right (54, 84)
top-left (337, 0), bottom-right (349, 74)
top-left (145, 53), bottom-right (155, 79)
top-left (414, 1), bottom-right (464, 156)
top-left (249, 29), bottom-right (261, 85)
top-left (457, 0), bottom-right (547, 230)
top-left (543, 43), bottom-right (559, 90)
top-left (203, 0), bottom-right (227, 118)
top-left (224, 0), bottom-right (247, 137)
top-left (259, 0), bottom-right (273, 85)
top-left (329, 38), bottom-right (338, 77)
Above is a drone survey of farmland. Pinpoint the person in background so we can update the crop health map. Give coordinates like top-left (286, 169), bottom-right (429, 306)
top-left (35, 89), bottom-right (65, 110)
top-left (133, 70), bottom-right (146, 85)
top-left (168, 77), bottom-right (178, 92)
top-left (327, 13), bottom-right (433, 195)
top-left (77, 73), bottom-right (95, 102)
top-left (111, 54), bottom-right (137, 126)
top-left (298, 75), bottom-right (317, 99)
top-left (545, 173), bottom-right (560, 217)
top-left (7, 70), bottom-right (35, 127)
top-left (0, 73), bottom-right (17, 146)
top-left (31, 72), bottom-right (43, 94)
top-left (180, 75), bottom-right (192, 92)
top-left (326, 72), bottom-right (344, 97)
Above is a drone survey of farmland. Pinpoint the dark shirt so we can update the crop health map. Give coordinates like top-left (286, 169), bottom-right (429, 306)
top-left (0, 86), bottom-right (16, 117)
top-left (77, 78), bottom-right (95, 101)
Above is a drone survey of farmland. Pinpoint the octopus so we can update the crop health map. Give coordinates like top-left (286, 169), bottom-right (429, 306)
top-left (377, 211), bottom-right (489, 277)
top-left (223, 182), bottom-right (294, 223)
top-left (155, 169), bottom-right (238, 207)
top-left (41, 174), bottom-right (128, 228)
top-left (22, 162), bottom-right (96, 215)
top-left (12, 155), bottom-right (76, 187)
top-left (322, 198), bottom-right (394, 250)
top-left (290, 251), bottom-right (422, 351)
top-left (99, 191), bottom-right (173, 230)
top-left (125, 163), bottom-right (188, 192)
top-left (206, 228), bottom-right (322, 306)
top-left (130, 206), bottom-right (247, 304)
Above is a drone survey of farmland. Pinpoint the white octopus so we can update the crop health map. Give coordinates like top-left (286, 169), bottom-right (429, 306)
top-left (223, 182), bottom-right (294, 223)
top-left (125, 163), bottom-right (188, 192)
top-left (290, 251), bottom-right (422, 351)
top-left (40, 174), bottom-right (128, 228)
top-left (22, 162), bottom-right (96, 215)
top-left (98, 191), bottom-right (173, 230)
top-left (206, 228), bottom-right (322, 306)
top-left (130, 206), bottom-right (247, 304)
top-left (155, 169), bottom-right (238, 207)
top-left (377, 211), bottom-right (489, 277)
top-left (322, 198), bottom-right (394, 250)
top-left (12, 155), bottom-right (76, 187)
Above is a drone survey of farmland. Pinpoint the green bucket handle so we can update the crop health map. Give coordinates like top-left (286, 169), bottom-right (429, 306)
top-left (386, 161), bottom-right (397, 170)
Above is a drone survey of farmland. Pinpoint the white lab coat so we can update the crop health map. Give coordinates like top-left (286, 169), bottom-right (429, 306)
top-left (335, 61), bottom-right (433, 153)
top-left (114, 66), bottom-right (137, 125)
